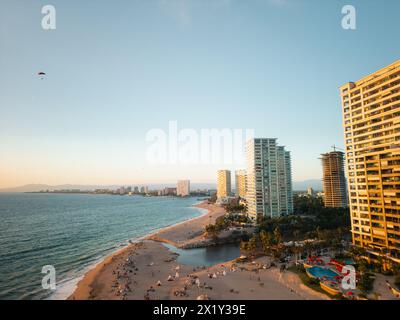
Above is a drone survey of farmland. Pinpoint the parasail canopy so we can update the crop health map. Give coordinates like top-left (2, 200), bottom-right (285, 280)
top-left (38, 72), bottom-right (46, 80)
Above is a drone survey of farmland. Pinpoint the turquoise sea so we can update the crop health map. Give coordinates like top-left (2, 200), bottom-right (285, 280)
top-left (0, 193), bottom-right (205, 300)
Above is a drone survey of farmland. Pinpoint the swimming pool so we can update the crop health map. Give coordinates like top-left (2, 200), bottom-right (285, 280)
top-left (306, 266), bottom-right (339, 281)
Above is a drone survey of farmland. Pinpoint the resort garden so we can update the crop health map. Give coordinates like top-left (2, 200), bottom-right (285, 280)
top-left (205, 194), bottom-right (400, 299)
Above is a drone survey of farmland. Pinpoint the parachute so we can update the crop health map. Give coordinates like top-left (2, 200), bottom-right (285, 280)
top-left (38, 72), bottom-right (46, 80)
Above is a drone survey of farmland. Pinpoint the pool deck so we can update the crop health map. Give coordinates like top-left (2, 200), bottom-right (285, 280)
top-left (304, 263), bottom-right (343, 297)
top-left (320, 281), bottom-right (341, 296)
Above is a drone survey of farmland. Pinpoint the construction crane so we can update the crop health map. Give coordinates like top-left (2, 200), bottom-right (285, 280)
top-left (331, 145), bottom-right (344, 152)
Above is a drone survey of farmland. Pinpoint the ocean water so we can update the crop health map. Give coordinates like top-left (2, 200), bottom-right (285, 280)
top-left (0, 193), bottom-right (205, 300)
top-left (162, 243), bottom-right (240, 267)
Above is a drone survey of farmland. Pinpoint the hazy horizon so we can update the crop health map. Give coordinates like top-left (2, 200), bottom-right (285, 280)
top-left (0, 179), bottom-right (323, 192)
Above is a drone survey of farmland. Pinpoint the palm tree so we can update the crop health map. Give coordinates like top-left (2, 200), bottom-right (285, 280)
top-left (303, 242), bottom-right (312, 258)
top-left (273, 227), bottom-right (282, 245)
top-left (260, 230), bottom-right (273, 256)
top-left (316, 226), bottom-right (323, 240)
top-left (248, 236), bottom-right (258, 252)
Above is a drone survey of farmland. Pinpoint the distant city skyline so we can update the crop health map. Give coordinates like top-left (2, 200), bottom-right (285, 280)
top-left (0, 179), bottom-right (323, 193)
top-left (1, 0), bottom-right (400, 188)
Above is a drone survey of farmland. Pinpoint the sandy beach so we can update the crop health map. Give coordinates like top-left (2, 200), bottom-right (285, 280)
top-left (69, 201), bottom-right (328, 300)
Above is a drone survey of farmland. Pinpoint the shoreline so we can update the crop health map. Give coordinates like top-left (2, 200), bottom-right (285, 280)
top-left (67, 200), bottom-right (219, 300)
top-left (146, 201), bottom-right (222, 248)
top-left (68, 200), bottom-right (329, 300)
top-left (54, 202), bottom-right (210, 299)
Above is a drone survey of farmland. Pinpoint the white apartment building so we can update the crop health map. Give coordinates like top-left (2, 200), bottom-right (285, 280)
top-left (246, 138), bottom-right (293, 221)
top-left (177, 180), bottom-right (190, 197)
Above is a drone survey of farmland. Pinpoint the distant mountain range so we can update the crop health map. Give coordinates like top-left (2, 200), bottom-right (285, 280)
top-left (0, 180), bottom-right (322, 193)
top-left (0, 184), bottom-right (104, 193)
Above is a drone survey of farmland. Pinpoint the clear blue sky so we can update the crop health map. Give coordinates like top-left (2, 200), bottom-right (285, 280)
top-left (1, 0), bottom-right (399, 187)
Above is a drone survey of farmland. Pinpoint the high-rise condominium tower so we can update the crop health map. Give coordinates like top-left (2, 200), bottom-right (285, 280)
top-left (177, 180), bottom-right (190, 197)
top-left (235, 170), bottom-right (247, 198)
top-left (246, 138), bottom-right (293, 221)
top-left (321, 151), bottom-right (348, 208)
top-left (217, 170), bottom-right (231, 198)
top-left (340, 60), bottom-right (400, 263)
